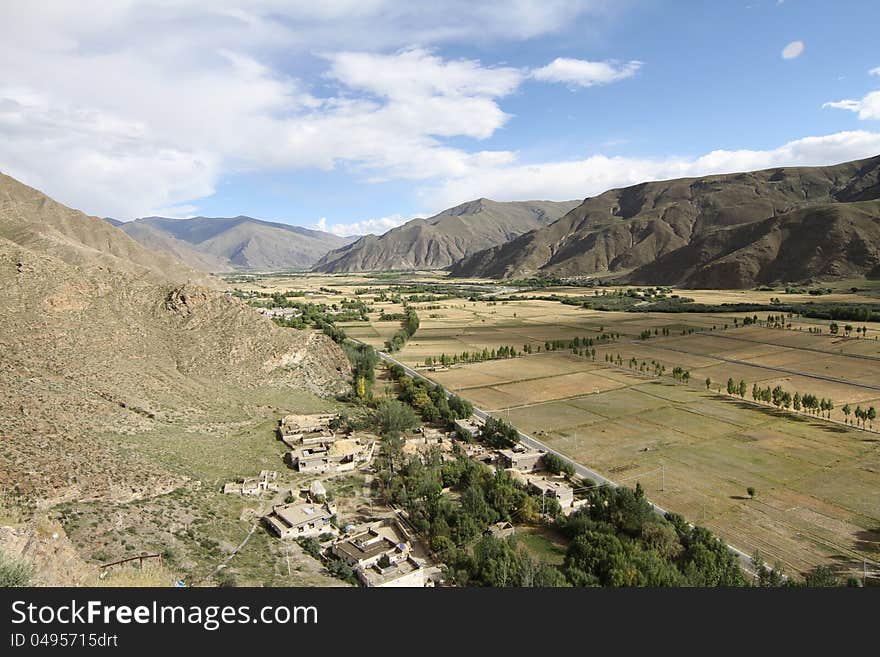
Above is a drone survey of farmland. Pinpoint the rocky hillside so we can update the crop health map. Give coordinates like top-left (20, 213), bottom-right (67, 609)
top-left (119, 215), bottom-right (354, 272)
top-left (0, 174), bottom-right (351, 518)
top-left (0, 172), bottom-right (211, 285)
top-left (313, 198), bottom-right (580, 272)
top-left (449, 155), bottom-right (880, 288)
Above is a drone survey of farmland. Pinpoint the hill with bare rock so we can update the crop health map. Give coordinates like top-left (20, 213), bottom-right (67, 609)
top-left (0, 172), bottom-right (212, 285)
top-left (0, 177), bottom-right (351, 521)
top-left (313, 198), bottom-right (580, 272)
top-left (629, 199), bottom-right (880, 287)
top-left (449, 155), bottom-right (880, 287)
top-left (118, 215), bottom-right (354, 272)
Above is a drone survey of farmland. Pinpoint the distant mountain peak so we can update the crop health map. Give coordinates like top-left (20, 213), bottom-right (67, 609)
top-left (118, 214), bottom-right (353, 272)
top-left (313, 199), bottom-right (580, 273)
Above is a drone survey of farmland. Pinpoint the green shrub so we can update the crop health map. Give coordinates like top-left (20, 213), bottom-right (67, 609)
top-left (0, 551), bottom-right (33, 587)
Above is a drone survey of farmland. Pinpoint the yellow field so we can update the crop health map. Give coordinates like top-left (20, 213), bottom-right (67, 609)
top-left (223, 272), bottom-right (880, 577)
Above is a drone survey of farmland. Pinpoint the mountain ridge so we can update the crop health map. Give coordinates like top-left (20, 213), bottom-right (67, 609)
top-left (449, 155), bottom-right (880, 288)
top-left (0, 172), bottom-right (213, 285)
top-left (313, 198), bottom-right (580, 272)
top-left (117, 215), bottom-right (355, 272)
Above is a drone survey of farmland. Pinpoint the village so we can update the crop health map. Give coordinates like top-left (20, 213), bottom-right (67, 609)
top-left (220, 411), bottom-right (586, 588)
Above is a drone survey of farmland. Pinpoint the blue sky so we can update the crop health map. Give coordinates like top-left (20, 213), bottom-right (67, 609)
top-left (1, 1), bottom-right (879, 235)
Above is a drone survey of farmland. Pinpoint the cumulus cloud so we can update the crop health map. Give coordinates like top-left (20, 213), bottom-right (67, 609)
top-left (531, 57), bottom-right (641, 88)
top-left (419, 130), bottom-right (880, 210)
top-left (782, 40), bottom-right (804, 59)
top-left (0, 1), bottom-right (608, 218)
top-left (0, 89), bottom-right (219, 219)
top-left (824, 91), bottom-right (880, 120)
top-left (317, 214), bottom-right (410, 237)
top-left (870, 66), bottom-right (880, 76)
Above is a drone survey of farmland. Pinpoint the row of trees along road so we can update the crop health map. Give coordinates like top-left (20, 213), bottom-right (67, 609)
top-left (384, 305), bottom-right (420, 352)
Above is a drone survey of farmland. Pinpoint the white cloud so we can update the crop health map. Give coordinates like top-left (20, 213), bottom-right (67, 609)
top-left (782, 40), bottom-right (804, 59)
top-left (531, 57), bottom-right (641, 88)
top-left (327, 49), bottom-right (525, 101)
top-left (0, 1), bottom-right (612, 219)
top-left (870, 66), bottom-right (880, 76)
top-left (0, 89), bottom-right (219, 219)
top-left (824, 91), bottom-right (880, 120)
top-left (419, 130), bottom-right (880, 210)
top-left (319, 214), bottom-right (410, 237)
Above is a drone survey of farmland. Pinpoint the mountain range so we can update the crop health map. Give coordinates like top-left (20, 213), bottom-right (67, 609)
top-left (1, 173), bottom-right (211, 285)
top-left (449, 155), bottom-right (880, 288)
top-left (115, 215), bottom-right (354, 272)
top-left (313, 198), bottom-right (580, 272)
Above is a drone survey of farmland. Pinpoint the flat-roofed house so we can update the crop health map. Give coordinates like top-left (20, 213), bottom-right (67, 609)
top-left (278, 413), bottom-right (337, 446)
top-left (453, 416), bottom-right (484, 440)
top-left (264, 501), bottom-right (337, 539)
top-left (358, 556), bottom-right (427, 587)
top-left (524, 474), bottom-right (575, 512)
top-left (331, 518), bottom-right (426, 587)
top-left (497, 446), bottom-right (545, 472)
top-left (288, 437), bottom-right (376, 474)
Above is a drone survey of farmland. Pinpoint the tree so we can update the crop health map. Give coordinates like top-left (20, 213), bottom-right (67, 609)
top-left (804, 565), bottom-right (838, 587)
top-left (705, 377), bottom-right (712, 390)
top-left (737, 379), bottom-right (747, 398)
top-left (747, 487), bottom-right (756, 499)
top-left (869, 406), bottom-right (877, 430)
top-left (479, 417), bottom-right (519, 449)
top-left (375, 399), bottom-right (419, 437)
top-left (726, 378), bottom-right (735, 395)
top-left (542, 452), bottom-right (576, 478)
top-left (842, 403), bottom-right (851, 424)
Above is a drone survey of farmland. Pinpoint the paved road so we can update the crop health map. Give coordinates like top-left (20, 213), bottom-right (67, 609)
top-left (375, 349), bottom-right (761, 575)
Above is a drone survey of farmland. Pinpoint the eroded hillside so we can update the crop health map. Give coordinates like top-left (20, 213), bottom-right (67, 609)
top-left (450, 155), bottom-right (880, 287)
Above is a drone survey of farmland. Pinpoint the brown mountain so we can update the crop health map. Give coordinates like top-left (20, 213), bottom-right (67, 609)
top-left (313, 198), bottom-right (580, 272)
top-left (118, 215), bottom-right (355, 272)
top-left (0, 174), bottom-right (350, 518)
top-left (0, 172), bottom-right (211, 285)
top-left (449, 155), bottom-right (880, 288)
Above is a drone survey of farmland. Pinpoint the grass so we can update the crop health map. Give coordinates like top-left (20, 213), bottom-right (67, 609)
top-left (516, 527), bottom-right (568, 566)
top-left (53, 384), bottom-right (354, 587)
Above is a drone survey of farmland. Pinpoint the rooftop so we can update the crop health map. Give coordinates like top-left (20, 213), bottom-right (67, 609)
top-left (272, 502), bottom-right (334, 528)
top-left (360, 556), bottom-right (424, 587)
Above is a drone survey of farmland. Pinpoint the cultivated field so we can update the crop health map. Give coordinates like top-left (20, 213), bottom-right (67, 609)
top-left (225, 273), bottom-right (880, 578)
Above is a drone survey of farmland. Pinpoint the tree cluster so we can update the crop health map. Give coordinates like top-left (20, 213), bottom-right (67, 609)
top-left (385, 306), bottom-right (420, 352)
top-left (386, 363), bottom-right (473, 428)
